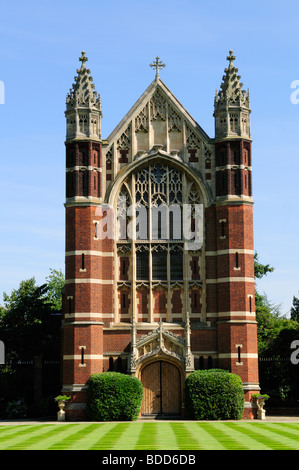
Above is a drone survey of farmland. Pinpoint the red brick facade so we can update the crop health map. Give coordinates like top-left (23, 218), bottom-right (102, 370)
top-left (61, 51), bottom-right (259, 421)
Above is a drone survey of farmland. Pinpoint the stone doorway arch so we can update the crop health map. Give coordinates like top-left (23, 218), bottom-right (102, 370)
top-left (140, 359), bottom-right (182, 416)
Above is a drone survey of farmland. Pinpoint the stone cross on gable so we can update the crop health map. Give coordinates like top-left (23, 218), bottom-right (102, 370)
top-left (150, 56), bottom-right (166, 79)
top-left (79, 50), bottom-right (88, 66)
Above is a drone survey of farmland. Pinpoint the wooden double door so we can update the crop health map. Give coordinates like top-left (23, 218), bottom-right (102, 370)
top-left (141, 361), bottom-right (181, 416)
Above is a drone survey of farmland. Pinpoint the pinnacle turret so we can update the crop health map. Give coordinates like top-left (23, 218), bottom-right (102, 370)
top-left (65, 51), bottom-right (102, 142)
top-left (214, 50), bottom-right (250, 112)
top-left (214, 50), bottom-right (251, 140)
top-left (66, 51), bottom-right (101, 111)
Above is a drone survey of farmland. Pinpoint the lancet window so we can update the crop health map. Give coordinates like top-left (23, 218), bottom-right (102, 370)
top-left (116, 162), bottom-right (203, 323)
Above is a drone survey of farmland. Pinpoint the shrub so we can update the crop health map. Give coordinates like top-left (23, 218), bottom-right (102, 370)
top-left (86, 372), bottom-right (143, 421)
top-left (185, 369), bottom-right (244, 420)
top-left (5, 399), bottom-right (28, 419)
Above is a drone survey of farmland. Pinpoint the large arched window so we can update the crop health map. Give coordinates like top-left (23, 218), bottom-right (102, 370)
top-left (115, 161), bottom-right (203, 324)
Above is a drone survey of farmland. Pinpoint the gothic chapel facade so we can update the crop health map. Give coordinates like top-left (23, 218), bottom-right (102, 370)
top-left (62, 51), bottom-right (260, 420)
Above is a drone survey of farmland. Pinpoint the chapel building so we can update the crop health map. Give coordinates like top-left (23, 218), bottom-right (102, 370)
top-left (61, 51), bottom-right (260, 420)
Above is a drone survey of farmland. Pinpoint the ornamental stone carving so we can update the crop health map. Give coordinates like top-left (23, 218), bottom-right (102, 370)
top-left (129, 320), bottom-right (194, 373)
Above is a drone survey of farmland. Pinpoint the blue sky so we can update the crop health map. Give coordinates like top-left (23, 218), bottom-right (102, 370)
top-left (0, 0), bottom-right (298, 315)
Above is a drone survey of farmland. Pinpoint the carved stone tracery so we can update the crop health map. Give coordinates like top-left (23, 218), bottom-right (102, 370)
top-left (129, 321), bottom-right (194, 373)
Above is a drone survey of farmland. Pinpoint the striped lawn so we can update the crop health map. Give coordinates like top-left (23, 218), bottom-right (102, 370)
top-left (0, 422), bottom-right (298, 450)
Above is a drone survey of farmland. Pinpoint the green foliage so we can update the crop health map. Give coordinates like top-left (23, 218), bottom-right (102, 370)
top-left (44, 268), bottom-right (65, 312)
top-left (86, 372), bottom-right (143, 421)
top-left (5, 399), bottom-right (28, 419)
top-left (0, 276), bottom-right (61, 360)
top-left (255, 273), bottom-right (299, 405)
top-left (290, 293), bottom-right (299, 323)
top-left (254, 252), bottom-right (274, 279)
top-left (54, 395), bottom-right (71, 401)
top-left (251, 393), bottom-right (269, 401)
top-left (185, 370), bottom-right (244, 420)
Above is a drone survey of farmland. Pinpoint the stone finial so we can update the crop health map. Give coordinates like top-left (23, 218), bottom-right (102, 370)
top-left (79, 50), bottom-right (88, 66)
top-left (150, 56), bottom-right (166, 79)
top-left (226, 49), bottom-right (236, 66)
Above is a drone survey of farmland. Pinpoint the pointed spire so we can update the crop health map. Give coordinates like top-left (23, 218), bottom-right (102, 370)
top-left (66, 51), bottom-right (101, 112)
top-left (65, 51), bottom-right (102, 141)
top-left (214, 50), bottom-right (250, 111)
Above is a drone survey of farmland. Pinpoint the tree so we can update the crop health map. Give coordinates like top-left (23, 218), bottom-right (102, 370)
top-left (290, 294), bottom-right (299, 323)
top-left (254, 252), bottom-right (274, 279)
top-left (44, 268), bottom-right (65, 312)
top-left (254, 254), bottom-right (299, 404)
top-left (0, 273), bottom-right (62, 361)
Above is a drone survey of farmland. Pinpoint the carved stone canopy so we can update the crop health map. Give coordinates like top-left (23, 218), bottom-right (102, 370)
top-left (129, 321), bottom-right (194, 373)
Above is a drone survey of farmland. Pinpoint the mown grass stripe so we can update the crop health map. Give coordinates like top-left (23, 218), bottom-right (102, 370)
top-left (251, 423), bottom-right (299, 443)
top-left (0, 425), bottom-right (28, 435)
top-left (272, 423), bottom-right (299, 433)
top-left (90, 423), bottom-right (130, 450)
top-left (30, 423), bottom-right (102, 450)
top-left (47, 424), bottom-right (100, 450)
top-left (67, 423), bottom-right (113, 450)
top-left (189, 423), bottom-right (227, 450)
top-left (156, 423), bottom-right (183, 450)
top-left (224, 423), bottom-right (299, 450)
top-left (109, 423), bottom-right (144, 450)
top-left (58, 422), bottom-right (107, 450)
top-left (0, 425), bottom-right (46, 449)
top-left (0, 424), bottom-right (29, 437)
top-left (134, 423), bottom-right (158, 450)
top-left (0, 421), bottom-right (298, 450)
top-left (197, 423), bottom-right (250, 450)
top-left (3, 424), bottom-right (74, 450)
top-left (221, 423), bottom-right (271, 450)
top-left (170, 422), bottom-right (203, 450)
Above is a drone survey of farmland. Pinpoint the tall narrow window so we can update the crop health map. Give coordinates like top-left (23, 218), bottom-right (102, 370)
top-left (193, 259), bottom-right (197, 274)
top-left (220, 220), bottom-right (225, 237)
top-left (234, 170), bottom-right (240, 195)
top-left (70, 172), bottom-right (74, 192)
top-left (249, 296), bottom-right (252, 313)
top-left (170, 251), bottom-right (183, 280)
top-left (122, 259), bottom-right (127, 276)
top-left (121, 293), bottom-right (126, 309)
top-left (83, 170), bottom-right (88, 195)
top-left (136, 251), bottom-right (149, 280)
top-left (169, 211), bottom-right (173, 240)
top-left (158, 211), bottom-right (162, 239)
top-left (238, 346), bottom-right (241, 363)
top-left (68, 297), bottom-right (72, 315)
top-left (81, 253), bottom-right (85, 270)
top-left (152, 251), bottom-right (167, 280)
top-left (81, 347), bottom-right (85, 365)
top-left (235, 252), bottom-right (239, 269)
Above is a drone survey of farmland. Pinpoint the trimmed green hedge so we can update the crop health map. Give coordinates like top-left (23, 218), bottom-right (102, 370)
top-left (86, 372), bottom-right (143, 421)
top-left (185, 369), bottom-right (244, 420)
